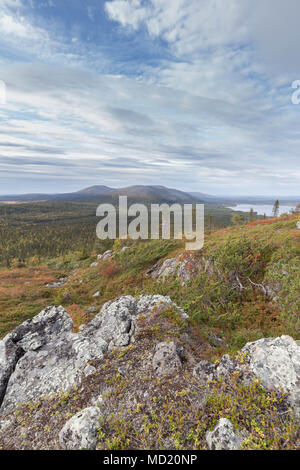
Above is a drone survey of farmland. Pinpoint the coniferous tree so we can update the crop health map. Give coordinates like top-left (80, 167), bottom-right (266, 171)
top-left (249, 208), bottom-right (255, 222)
top-left (272, 200), bottom-right (280, 217)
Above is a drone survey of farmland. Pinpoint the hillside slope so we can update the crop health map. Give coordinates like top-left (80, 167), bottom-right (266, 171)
top-left (0, 214), bottom-right (299, 450)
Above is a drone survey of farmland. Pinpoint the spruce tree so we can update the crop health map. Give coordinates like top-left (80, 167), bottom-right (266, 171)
top-left (272, 200), bottom-right (280, 217)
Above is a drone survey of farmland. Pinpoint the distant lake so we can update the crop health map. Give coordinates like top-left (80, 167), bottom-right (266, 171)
top-left (227, 204), bottom-right (296, 217)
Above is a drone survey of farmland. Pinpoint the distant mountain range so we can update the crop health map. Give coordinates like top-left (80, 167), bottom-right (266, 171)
top-left (76, 184), bottom-right (201, 202)
top-left (0, 185), bottom-right (204, 204)
top-left (0, 185), bottom-right (299, 205)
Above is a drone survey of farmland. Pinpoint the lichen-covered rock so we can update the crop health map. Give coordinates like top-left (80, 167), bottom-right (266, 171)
top-left (193, 355), bottom-right (240, 386)
top-left (215, 354), bottom-right (237, 382)
top-left (242, 335), bottom-right (300, 416)
top-left (0, 296), bottom-right (188, 416)
top-left (193, 336), bottom-right (300, 417)
top-left (136, 294), bottom-right (189, 319)
top-left (0, 308), bottom-right (108, 415)
top-left (0, 306), bottom-right (73, 407)
top-left (152, 341), bottom-right (183, 375)
top-left (59, 406), bottom-right (102, 450)
top-left (193, 360), bottom-right (216, 384)
top-left (84, 295), bottom-right (136, 349)
top-left (206, 418), bottom-right (245, 450)
top-left (148, 254), bottom-right (200, 285)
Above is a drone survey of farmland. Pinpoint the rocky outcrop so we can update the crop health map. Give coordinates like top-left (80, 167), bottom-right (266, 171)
top-left (241, 336), bottom-right (300, 416)
top-left (206, 418), bottom-right (245, 450)
top-left (147, 254), bottom-right (200, 285)
top-left (0, 305), bottom-right (73, 407)
top-left (0, 295), bottom-right (188, 416)
top-left (59, 406), bottom-right (102, 450)
top-left (1, 284), bottom-right (300, 451)
top-left (148, 252), bottom-right (276, 300)
top-left (193, 335), bottom-right (300, 417)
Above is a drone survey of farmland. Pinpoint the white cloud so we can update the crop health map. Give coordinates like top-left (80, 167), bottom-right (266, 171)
top-left (1, 60), bottom-right (300, 195)
top-left (105, 0), bottom-right (149, 30)
top-left (0, 13), bottom-right (37, 38)
top-left (105, 1), bottom-right (248, 53)
top-left (0, 1), bottom-right (300, 195)
top-left (105, 0), bottom-right (300, 80)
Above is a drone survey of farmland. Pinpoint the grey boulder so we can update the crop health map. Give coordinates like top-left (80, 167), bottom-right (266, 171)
top-left (242, 335), bottom-right (300, 416)
top-left (153, 341), bottom-right (183, 375)
top-left (59, 406), bottom-right (102, 450)
top-left (206, 418), bottom-right (245, 450)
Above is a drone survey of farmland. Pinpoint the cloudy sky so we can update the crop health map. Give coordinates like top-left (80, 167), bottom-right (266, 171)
top-left (0, 0), bottom-right (300, 196)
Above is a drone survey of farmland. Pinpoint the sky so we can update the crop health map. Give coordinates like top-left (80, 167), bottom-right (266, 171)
top-left (0, 0), bottom-right (300, 196)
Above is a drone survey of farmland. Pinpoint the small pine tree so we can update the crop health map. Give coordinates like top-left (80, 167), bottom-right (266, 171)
top-left (272, 200), bottom-right (280, 218)
top-left (249, 208), bottom-right (255, 222)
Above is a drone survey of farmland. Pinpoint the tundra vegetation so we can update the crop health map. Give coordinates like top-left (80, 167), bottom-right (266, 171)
top-left (0, 206), bottom-right (299, 450)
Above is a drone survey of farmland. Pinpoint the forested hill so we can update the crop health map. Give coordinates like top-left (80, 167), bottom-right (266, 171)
top-left (0, 200), bottom-right (235, 268)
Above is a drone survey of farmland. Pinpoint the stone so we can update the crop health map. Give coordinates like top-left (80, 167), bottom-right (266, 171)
top-left (84, 365), bottom-right (97, 377)
top-left (0, 305), bottom-right (73, 406)
top-left (152, 341), bottom-right (183, 375)
top-left (59, 406), bottom-right (102, 450)
top-left (118, 366), bottom-right (128, 376)
top-left (90, 262), bottom-right (98, 268)
top-left (87, 295), bottom-right (136, 349)
top-left (136, 294), bottom-right (189, 320)
top-left (206, 418), bottom-right (245, 450)
top-left (90, 394), bottom-right (104, 407)
top-left (45, 277), bottom-right (67, 288)
top-left (242, 335), bottom-right (300, 416)
top-left (215, 354), bottom-right (237, 382)
top-left (148, 254), bottom-right (199, 285)
top-left (87, 307), bottom-right (98, 313)
top-left (296, 221), bottom-right (300, 229)
top-left (193, 360), bottom-right (216, 384)
top-left (0, 296), bottom-right (188, 416)
top-left (0, 305), bottom-right (107, 415)
top-left (102, 250), bottom-right (113, 260)
top-left (0, 419), bottom-right (10, 432)
top-left (92, 291), bottom-right (101, 298)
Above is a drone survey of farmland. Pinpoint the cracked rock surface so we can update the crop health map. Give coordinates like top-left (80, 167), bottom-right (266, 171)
top-left (0, 295), bottom-right (187, 416)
